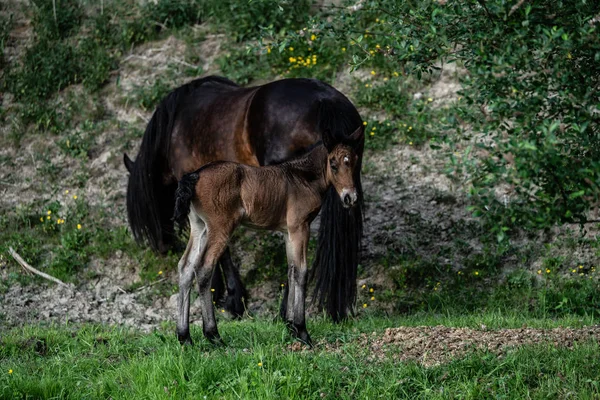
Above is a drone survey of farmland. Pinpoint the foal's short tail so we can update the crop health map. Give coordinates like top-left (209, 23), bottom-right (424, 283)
top-left (173, 171), bottom-right (201, 226)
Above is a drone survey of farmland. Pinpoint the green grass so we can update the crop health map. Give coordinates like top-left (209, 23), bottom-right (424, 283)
top-left (1, 314), bottom-right (599, 399)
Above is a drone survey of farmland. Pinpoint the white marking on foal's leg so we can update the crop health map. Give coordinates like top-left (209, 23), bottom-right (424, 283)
top-left (176, 212), bottom-right (205, 345)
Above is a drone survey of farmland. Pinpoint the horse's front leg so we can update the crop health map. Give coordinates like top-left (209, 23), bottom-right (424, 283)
top-left (285, 224), bottom-right (311, 346)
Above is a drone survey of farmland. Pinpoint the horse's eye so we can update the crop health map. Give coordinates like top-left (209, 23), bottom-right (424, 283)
top-left (330, 161), bottom-right (338, 172)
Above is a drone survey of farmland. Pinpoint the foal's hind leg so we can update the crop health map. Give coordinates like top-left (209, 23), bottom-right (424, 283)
top-left (177, 216), bottom-right (206, 345)
top-left (195, 225), bottom-right (234, 345)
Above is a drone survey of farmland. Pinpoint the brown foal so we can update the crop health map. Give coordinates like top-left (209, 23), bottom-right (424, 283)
top-left (172, 126), bottom-right (364, 346)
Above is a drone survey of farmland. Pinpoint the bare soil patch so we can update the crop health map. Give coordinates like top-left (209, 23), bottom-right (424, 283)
top-left (331, 325), bottom-right (600, 367)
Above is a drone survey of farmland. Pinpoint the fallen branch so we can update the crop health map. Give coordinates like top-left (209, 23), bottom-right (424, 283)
top-left (136, 277), bottom-right (167, 292)
top-left (8, 247), bottom-right (69, 287)
top-left (509, 0), bottom-right (527, 17)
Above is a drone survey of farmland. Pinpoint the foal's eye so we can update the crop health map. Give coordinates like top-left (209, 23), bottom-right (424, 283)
top-left (330, 161), bottom-right (338, 172)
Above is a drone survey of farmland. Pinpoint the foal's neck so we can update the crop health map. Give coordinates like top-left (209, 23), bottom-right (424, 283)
top-left (280, 144), bottom-right (329, 195)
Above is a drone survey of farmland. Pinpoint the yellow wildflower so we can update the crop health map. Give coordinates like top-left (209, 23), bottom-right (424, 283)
top-left (363, 303), bottom-right (367, 308)
top-left (289, 47), bottom-right (294, 52)
top-left (408, 126), bottom-right (413, 131)
top-left (267, 47), bottom-right (271, 54)
top-left (342, 47), bottom-right (346, 52)
top-left (393, 71), bottom-right (399, 77)
top-left (375, 44), bottom-right (381, 49)
top-left (289, 57), bottom-right (296, 63)
top-left (383, 77), bottom-right (388, 81)
top-left (369, 288), bottom-right (374, 293)
top-left (474, 271), bottom-right (479, 276)
top-left (73, 195), bottom-right (78, 200)
top-left (572, 269), bottom-right (577, 273)
top-left (370, 296), bottom-right (375, 301)
top-left (409, 142), bottom-right (413, 146)
top-left (363, 121), bottom-right (367, 126)
top-left (211, 288), bottom-right (215, 292)
top-left (365, 84), bottom-right (370, 88)
top-left (370, 131), bottom-right (375, 136)
top-left (376, 18), bottom-right (379, 22)
top-left (537, 270), bottom-right (542, 274)
top-left (371, 70), bottom-right (376, 75)
top-left (369, 50), bottom-right (374, 55)
top-left (310, 34), bottom-right (316, 41)
top-left (567, 52), bottom-right (572, 59)
top-left (77, 224), bottom-right (82, 230)
top-left (65, 190), bottom-right (69, 194)
top-left (546, 269), bottom-right (550, 274)
top-left (427, 97), bottom-right (433, 102)
top-left (361, 284), bottom-right (366, 289)
top-left (221, 309), bottom-right (225, 313)
top-left (579, 265), bottom-right (584, 269)
top-left (47, 215), bottom-right (51, 220)
top-left (258, 362), bottom-right (263, 367)
top-left (158, 271), bottom-right (163, 275)
top-left (47, 210), bottom-right (52, 215)
top-left (8, 369), bottom-right (12, 374)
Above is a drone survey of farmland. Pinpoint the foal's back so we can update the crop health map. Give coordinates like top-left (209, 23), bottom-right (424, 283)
top-left (193, 162), bottom-right (290, 230)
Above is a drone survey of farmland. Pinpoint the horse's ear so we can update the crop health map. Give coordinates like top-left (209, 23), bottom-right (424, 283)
top-left (322, 129), bottom-right (335, 151)
top-left (124, 153), bottom-right (134, 173)
top-left (348, 125), bottom-right (364, 145)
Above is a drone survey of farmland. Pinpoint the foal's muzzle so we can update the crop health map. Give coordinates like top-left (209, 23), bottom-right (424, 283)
top-left (341, 189), bottom-right (358, 208)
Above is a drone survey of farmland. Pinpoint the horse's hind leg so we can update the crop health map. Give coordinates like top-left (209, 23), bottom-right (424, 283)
top-left (176, 216), bottom-right (206, 345)
top-left (210, 248), bottom-right (246, 319)
top-left (220, 248), bottom-right (246, 318)
top-left (195, 226), bottom-right (233, 345)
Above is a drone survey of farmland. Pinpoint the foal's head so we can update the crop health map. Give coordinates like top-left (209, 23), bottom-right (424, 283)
top-left (323, 125), bottom-right (364, 208)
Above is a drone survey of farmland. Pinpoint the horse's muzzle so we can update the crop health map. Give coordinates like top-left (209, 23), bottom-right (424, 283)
top-left (341, 189), bottom-right (358, 208)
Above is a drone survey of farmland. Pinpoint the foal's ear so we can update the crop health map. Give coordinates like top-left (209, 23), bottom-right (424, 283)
top-left (347, 125), bottom-right (364, 145)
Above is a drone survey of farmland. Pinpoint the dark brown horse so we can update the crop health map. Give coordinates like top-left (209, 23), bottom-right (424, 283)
top-left (124, 76), bottom-right (364, 322)
top-left (172, 123), bottom-right (363, 345)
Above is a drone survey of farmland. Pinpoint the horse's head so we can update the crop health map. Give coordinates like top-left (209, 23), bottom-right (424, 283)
top-left (324, 125), bottom-right (363, 208)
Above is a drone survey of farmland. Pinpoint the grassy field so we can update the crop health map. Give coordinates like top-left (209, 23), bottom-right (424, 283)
top-left (1, 313), bottom-right (600, 399)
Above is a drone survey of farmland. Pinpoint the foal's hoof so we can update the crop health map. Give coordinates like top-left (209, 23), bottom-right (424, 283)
top-left (205, 331), bottom-right (225, 347)
top-left (286, 322), bottom-right (313, 347)
top-left (177, 331), bottom-right (194, 347)
top-left (295, 330), bottom-right (313, 347)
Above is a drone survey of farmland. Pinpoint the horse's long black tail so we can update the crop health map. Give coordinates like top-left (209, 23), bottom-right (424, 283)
top-left (310, 99), bottom-right (364, 322)
top-left (125, 76), bottom-right (238, 253)
top-left (126, 90), bottom-right (181, 253)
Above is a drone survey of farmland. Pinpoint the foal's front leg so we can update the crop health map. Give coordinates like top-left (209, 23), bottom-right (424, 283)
top-left (285, 224), bottom-right (311, 345)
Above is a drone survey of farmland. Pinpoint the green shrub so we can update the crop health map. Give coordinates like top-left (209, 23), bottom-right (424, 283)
top-left (31, 0), bottom-right (83, 40)
top-left (266, 0), bottom-right (600, 238)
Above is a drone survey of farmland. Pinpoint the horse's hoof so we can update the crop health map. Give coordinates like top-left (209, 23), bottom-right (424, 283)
top-left (224, 296), bottom-right (245, 319)
top-left (296, 330), bottom-right (313, 347)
